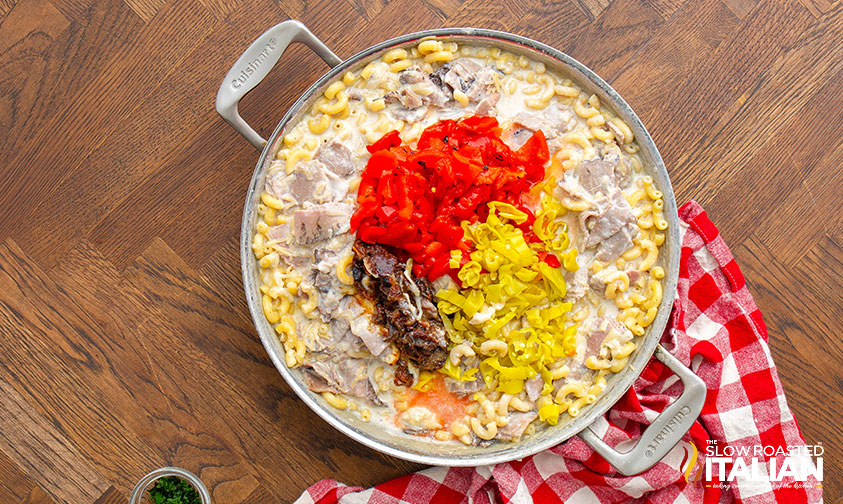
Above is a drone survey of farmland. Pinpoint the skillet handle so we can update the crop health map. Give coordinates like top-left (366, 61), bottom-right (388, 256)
top-left (578, 345), bottom-right (707, 476)
top-left (215, 20), bottom-right (342, 149)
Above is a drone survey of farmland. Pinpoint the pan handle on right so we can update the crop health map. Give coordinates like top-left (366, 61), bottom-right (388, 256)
top-left (578, 345), bottom-right (706, 476)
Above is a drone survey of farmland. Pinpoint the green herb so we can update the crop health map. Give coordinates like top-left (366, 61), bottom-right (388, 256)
top-left (147, 476), bottom-right (201, 504)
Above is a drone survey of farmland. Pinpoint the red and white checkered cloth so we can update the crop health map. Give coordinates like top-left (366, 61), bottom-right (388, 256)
top-left (295, 201), bottom-right (823, 504)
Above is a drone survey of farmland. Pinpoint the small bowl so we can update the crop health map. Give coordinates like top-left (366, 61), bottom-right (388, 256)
top-left (129, 467), bottom-right (212, 504)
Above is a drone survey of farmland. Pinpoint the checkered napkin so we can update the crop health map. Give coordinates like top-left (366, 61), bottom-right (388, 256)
top-left (295, 201), bottom-right (822, 504)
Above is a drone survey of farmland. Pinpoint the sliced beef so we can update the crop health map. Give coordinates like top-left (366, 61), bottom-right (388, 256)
top-left (564, 264), bottom-right (588, 302)
top-left (303, 370), bottom-right (334, 393)
top-left (578, 159), bottom-right (616, 194)
top-left (398, 67), bottom-right (447, 100)
top-left (579, 189), bottom-right (637, 261)
top-left (466, 66), bottom-right (500, 104)
top-left (384, 87), bottom-right (427, 121)
top-left (267, 223), bottom-right (291, 243)
top-left (442, 59), bottom-right (482, 92)
top-left (475, 97), bottom-right (497, 116)
top-left (429, 64), bottom-right (452, 94)
top-left (549, 104), bottom-right (577, 134)
top-left (497, 411), bottom-right (538, 441)
top-left (424, 85), bottom-right (450, 107)
top-left (595, 226), bottom-right (636, 262)
top-left (315, 140), bottom-right (355, 176)
top-left (304, 358), bottom-right (379, 402)
top-left (314, 247), bottom-right (338, 267)
top-left (627, 270), bottom-right (642, 284)
top-left (265, 171), bottom-right (287, 201)
top-left (308, 248), bottom-right (343, 319)
top-left (386, 76), bottom-right (451, 122)
top-left (409, 81), bottom-right (450, 108)
top-left (266, 158), bottom-right (349, 206)
top-left (399, 66), bottom-right (450, 107)
top-left (324, 318), bottom-right (351, 348)
top-left (579, 146), bottom-right (631, 191)
top-left (585, 316), bottom-right (633, 359)
top-left (435, 59), bottom-right (501, 111)
top-left (525, 377), bottom-right (544, 402)
top-left (352, 240), bottom-right (448, 373)
top-left (554, 318), bottom-right (632, 388)
top-left (289, 160), bottom-right (329, 201)
top-left (506, 107), bottom-right (574, 149)
top-left (555, 171), bottom-right (593, 203)
top-left (351, 317), bottom-right (389, 356)
top-left (399, 67), bottom-right (428, 84)
top-left (385, 88), bottom-right (425, 109)
top-left (301, 312), bottom-right (364, 354)
top-left (513, 111), bottom-right (553, 133)
top-left (601, 142), bottom-right (630, 187)
top-left (292, 203), bottom-right (353, 244)
top-left (338, 296), bottom-right (390, 356)
top-left (512, 105), bottom-right (576, 140)
top-left (579, 191), bottom-right (632, 247)
top-left (607, 121), bottom-right (626, 144)
top-left (302, 356), bottom-right (370, 396)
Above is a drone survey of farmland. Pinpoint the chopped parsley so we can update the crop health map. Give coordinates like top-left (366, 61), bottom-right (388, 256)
top-left (147, 476), bottom-right (201, 504)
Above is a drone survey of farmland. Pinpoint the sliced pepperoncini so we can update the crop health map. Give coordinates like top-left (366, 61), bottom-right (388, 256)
top-left (434, 201), bottom-right (581, 423)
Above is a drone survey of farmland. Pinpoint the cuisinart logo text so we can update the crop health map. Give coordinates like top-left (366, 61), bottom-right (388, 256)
top-left (232, 38), bottom-right (278, 89)
top-left (681, 440), bottom-right (823, 489)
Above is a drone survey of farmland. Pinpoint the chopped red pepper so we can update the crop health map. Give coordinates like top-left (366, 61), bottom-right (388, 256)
top-left (367, 130), bottom-right (402, 153)
top-left (538, 251), bottom-right (562, 269)
top-left (351, 116), bottom-right (549, 281)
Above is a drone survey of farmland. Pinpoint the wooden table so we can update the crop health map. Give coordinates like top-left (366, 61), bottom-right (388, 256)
top-left (1, 0), bottom-right (841, 501)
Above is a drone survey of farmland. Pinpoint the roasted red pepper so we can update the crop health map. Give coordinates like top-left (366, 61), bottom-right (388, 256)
top-left (351, 116), bottom-right (549, 281)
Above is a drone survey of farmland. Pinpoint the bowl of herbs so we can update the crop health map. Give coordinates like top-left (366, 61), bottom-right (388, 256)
top-left (129, 467), bottom-right (211, 504)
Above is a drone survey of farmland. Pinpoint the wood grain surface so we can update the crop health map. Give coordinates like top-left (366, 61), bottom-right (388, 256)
top-left (1, 0), bottom-right (841, 502)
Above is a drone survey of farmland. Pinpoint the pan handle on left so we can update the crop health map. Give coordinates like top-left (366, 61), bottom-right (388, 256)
top-left (578, 345), bottom-right (707, 476)
top-left (215, 20), bottom-right (342, 149)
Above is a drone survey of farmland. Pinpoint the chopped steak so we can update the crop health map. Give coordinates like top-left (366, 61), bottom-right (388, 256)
top-left (351, 240), bottom-right (448, 373)
top-left (394, 359), bottom-right (413, 387)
